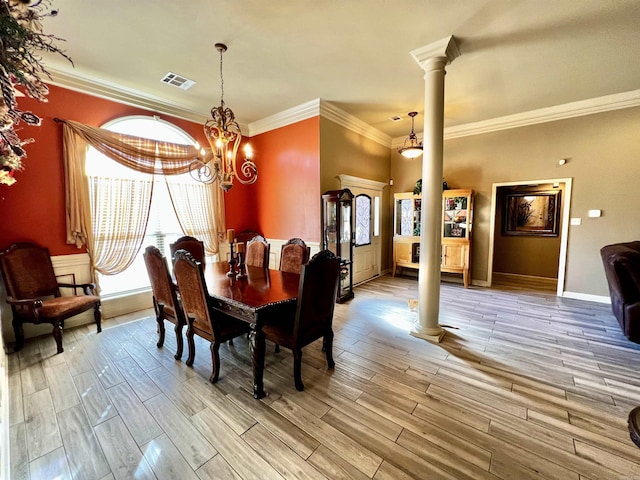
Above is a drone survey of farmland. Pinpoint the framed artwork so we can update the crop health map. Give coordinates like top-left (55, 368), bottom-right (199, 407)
top-left (503, 190), bottom-right (561, 236)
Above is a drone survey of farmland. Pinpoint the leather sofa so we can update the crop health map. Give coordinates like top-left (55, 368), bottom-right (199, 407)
top-left (600, 241), bottom-right (640, 343)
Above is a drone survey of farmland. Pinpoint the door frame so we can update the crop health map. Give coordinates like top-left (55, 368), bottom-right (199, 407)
top-left (487, 177), bottom-right (573, 296)
top-left (338, 174), bottom-right (387, 284)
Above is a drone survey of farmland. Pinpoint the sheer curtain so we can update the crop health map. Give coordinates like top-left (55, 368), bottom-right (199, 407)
top-left (61, 119), bottom-right (225, 286)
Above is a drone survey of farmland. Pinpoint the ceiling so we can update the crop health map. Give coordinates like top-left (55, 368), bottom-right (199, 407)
top-left (39, 0), bottom-right (640, 140)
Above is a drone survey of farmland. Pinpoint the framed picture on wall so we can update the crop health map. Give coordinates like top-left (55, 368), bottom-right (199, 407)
top-left (503, 190), bottom-right (561, 236)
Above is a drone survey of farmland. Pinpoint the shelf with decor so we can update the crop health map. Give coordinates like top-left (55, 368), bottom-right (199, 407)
top-left (392, 188), bottom-right (474, 288)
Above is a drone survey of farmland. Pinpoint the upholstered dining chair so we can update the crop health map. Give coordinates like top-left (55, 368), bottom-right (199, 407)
top-left (143, 245), bottom-right (185, 359)
top-left (170, 235), bottom-right (205, 265)
top-left (0, 242), bottom-right (102, 353)
top-left (245, 235), bottom-right (270, 269)
top-left (279, 238), bottom-right (311, 274)
top-left (262, 249), bottom-right (340, 391)
top-left (172, 249), bottom-right (251, 383)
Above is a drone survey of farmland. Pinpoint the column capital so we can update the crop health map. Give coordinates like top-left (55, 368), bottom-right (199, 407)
top-left (411, 35), bottom-right (460, 70)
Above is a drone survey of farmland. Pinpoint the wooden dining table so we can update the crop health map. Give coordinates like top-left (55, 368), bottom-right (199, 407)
top-left (203, 261), bottom-right (300, 398)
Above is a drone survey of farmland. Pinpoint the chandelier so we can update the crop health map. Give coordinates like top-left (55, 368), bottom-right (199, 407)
top-left (190, 43), bottom-right (258, 191)
top-left (398, 111), bottom-right (423, 159)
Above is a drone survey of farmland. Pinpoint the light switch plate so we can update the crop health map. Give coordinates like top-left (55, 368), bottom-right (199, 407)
top-left (570, 218), bottom-right (582, 225)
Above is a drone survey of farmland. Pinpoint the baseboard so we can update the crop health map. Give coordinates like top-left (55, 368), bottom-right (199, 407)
top-left (1, 349), bottom-right (9, 480)
top-left (562, 291), bottom-right (611, 304)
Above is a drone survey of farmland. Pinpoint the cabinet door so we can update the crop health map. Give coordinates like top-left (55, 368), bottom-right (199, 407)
top-left (442, 243), bottom-right (466, 269)
top-left (443, 194), bottom-right (470, 239)
top-left (394, 241), bottom-right (413, 265)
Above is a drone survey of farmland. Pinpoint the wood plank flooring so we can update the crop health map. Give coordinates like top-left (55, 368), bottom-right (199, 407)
top-left (8, 275), bottom-right (640, 479)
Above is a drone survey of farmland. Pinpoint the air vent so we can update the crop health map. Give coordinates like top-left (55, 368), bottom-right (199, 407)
top-left (160, 72), bottom-right (196, 90)
top-left (389, 115), bottom-right (402, 122)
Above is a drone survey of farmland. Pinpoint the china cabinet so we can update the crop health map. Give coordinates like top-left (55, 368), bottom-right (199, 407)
top-left (392, 188), bottom-right (474, 288)
top-left (321, 189), bottom-right (354, 302)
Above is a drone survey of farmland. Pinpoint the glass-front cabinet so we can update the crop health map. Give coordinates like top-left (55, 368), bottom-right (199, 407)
top-left (393, 188), bottom-right (474, 288)
top-left (321, 189), bottom-right (354, 303)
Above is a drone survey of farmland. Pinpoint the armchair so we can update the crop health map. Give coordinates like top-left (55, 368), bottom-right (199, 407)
top-left (0, 242), bottom-right (101, 353)
top-left (170, 235), bottom-right (205, 265)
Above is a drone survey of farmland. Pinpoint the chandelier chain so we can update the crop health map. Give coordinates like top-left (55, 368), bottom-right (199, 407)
top-left (219, 47), bottom-right (225, 108)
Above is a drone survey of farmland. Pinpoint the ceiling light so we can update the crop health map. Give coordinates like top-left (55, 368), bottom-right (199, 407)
top-left (190, 43), bottom-right (258, 191)
top-left (398, 112), bottom-right (423, 159)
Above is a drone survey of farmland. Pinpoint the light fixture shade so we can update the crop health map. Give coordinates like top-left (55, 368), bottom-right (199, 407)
top-left (398, 111), bottom-right (423, 159)
top-left (399, 145), bottom-right (423, 159)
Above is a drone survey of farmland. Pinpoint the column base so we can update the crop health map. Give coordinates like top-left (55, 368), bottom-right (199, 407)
top-left (410, 325), bottom-right (446, 343)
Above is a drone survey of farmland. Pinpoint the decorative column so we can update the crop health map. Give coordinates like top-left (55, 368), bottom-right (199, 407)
top-left (410, 36), bottom-right (460, 343)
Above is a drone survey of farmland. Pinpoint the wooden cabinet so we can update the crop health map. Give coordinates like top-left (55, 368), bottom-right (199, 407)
top-left (392, 189), bottom-right (474, 287)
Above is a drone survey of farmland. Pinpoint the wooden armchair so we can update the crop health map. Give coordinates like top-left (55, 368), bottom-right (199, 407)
top-left (170, 235), bottom-right (205, 265)
top-left (172, 250), bottom-right (251, 383)
top-left (245, 235), bottom-right (270, 268)
top-left (0, 242), bottom-right (101, 353)
top-left (143, 245), bottom-right (185, 359)
top-left (262, 250), bottom-right (340, 391)
top-left (279, 238), bottom-right (311, 274)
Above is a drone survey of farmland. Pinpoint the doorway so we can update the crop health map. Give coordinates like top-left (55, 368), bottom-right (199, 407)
top-left (487, 178), bottom-right (572, 296)
top-left (338, 174), bottom-right (387, 285)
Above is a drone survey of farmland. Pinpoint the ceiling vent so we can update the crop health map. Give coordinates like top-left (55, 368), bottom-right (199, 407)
top-left (389, 115), bottom-right (402, 122)
top-left (160, 72), bottom-right (196, 90)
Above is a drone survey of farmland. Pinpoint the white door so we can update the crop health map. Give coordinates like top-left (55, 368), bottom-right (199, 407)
top-left (338, 175), bottom-right (387, 285)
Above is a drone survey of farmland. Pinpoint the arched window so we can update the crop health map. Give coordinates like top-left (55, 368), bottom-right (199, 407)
top-left (86, 116), bottom-right (207, 296)
top-left (355, 194), bottom-right (372, 246)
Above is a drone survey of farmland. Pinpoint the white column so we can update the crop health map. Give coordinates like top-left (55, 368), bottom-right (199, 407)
top-left (410, 36), bottom-right (460, 343)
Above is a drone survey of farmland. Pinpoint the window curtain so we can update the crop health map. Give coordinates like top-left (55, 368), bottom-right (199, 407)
top-left (61, 119), bottom-right (225, 282)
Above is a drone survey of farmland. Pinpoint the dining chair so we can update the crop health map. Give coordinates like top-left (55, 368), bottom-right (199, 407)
top-left (245, 235), bottom-right (270, 268)
top-left (279, 238), bottom-right (311, 274)
top-left (170, 235), bottom-right (205, 265)
top-left (0, 242), bottom-right (101, 353)
top-left (172, 249), bottom-right (251, 383)
top-left (143, 245), bottom-right (185, 360)
top-left (262, 249), bottom-right (340, 391)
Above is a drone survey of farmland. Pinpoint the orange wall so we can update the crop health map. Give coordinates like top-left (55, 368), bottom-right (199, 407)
top-left (249, 118), bottom-right (321, 242)
top-left (0, 84), bottom-right (321, 255)
top-left (0, 84), bottom-right (257, 255)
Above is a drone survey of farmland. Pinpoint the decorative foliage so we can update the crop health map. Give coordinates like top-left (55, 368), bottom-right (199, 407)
top-left (0, 0), bottom-right (72, 185)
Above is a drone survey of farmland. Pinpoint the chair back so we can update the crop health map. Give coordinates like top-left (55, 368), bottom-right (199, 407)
top-left (143, 246), bottom-right (181, 319)
top-left (170, 236), bottom-right (205, 265)
top-left (294, 250), bottom-right (340, 341)
top-left (279, 238), bottom-right (311, 274)
top-left (173, 250), bottom-right (213, 337)
top-left (246, 235), bottom-right (270, 268)
top-left (0, 242), bottom-right (60, 299)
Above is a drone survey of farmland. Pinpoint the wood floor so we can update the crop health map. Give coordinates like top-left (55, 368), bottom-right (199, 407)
top-left (7, 275), bottom-right (640, 479)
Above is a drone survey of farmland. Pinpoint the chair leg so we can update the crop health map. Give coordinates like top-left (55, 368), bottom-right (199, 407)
top-left (185, 324), bottom-right (196, 367)
top-left (12, 320), bottom-right (24, 352)
top-left (210, 341), bottom-right (221, 383)
top-left (324, 330), bottom-right (335, 368)
top-left (275, 343), bottom-right (280, 353)
top-left (52, 321), bottom-right (64, 354)
top-left (94, 303), bottom-right (102, 333)
top-left (228, 338), bottom-right (233, 346)
top-left (156, 304), bottom-right (166, 348)
top-left (174, 322), bottom-right (184, 360)
top-left (293, 348), bottom-right (304, 391)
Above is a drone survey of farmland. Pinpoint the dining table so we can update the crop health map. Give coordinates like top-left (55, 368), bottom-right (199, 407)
top-left (203, 261), bottom-right (300, 398)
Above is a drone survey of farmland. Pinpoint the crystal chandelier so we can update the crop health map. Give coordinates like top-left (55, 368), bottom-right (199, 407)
top-left (190, 43), bottom-right (257, 191)
top-left (398, 111), bottom-right (423, 159)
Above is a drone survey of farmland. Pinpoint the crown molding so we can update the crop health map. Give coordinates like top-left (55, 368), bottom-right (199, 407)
top-left (248, 99), bottom-right (392, 147)
top-left (443, 89), bottom-right (640, 139)
top-left (46, 66), bottom-right (212, 126)
top-left (319, 100), bottom-right (392, 147)
top-left (247, 99), bottom-right (320, 136)
top-left (48, 67), bottom-right (639, 146)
